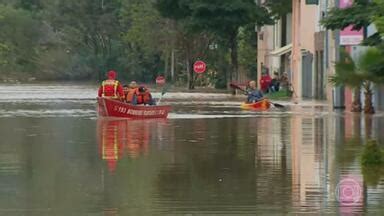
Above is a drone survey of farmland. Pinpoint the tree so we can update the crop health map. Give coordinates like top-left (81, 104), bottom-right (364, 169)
top-left (373, 0), bottom-right (384, 38)
top-left (40, 0), bottom-right (124, 80)
top-left (330, 49), bottom-right (363, 112)
top-left (155, 0), bottom-right (273, 89)
top-left (322, 0), bottom-right (384, 112)
top-left (264, 0), bottom-right (292, 19)
top-left (120, 0), bottom-right (177, 82)
top-left (330, 48), bottom-right (384, 114)
top-left (0, 4), bottom-right (42, 78)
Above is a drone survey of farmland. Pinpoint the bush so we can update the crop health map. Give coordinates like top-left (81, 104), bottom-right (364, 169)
top-left (361, 140), bottom-right (384, 166)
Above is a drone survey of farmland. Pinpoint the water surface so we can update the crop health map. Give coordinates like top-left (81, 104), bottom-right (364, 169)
top-left (0, 84), bottom-right (384, 215)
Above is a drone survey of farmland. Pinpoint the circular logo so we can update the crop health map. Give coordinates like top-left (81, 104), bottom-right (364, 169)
top-left (335, 177), bottom-right (362, 205)
top-left (193, 60), bottom-right (206, 74)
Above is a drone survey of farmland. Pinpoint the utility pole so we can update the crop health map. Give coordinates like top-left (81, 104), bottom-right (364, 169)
top-left (332, 0), bottom-right (345, 109)
top-left (292, 0), bottom-right (302, 100)
top-left (171, 49), bottom-right (175, 82)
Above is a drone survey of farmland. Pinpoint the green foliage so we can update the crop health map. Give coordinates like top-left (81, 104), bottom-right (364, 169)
top-left (120, 0), bottom-right (175, 82)
top-left (337, 137), bottom-right (363, 165)
top-left (330, 47), bottom-right (384, 87)
top-left (0, 0), bottom-right (278, 86)
top-left (358, 47), bottom-right (384, 83)
top-left (0, 4), bottom-right (42, 76)
top-left (329, 49), bottom-right (362, 88)
top-left (186, 0), bottom-right (272, 36)
top-left (0, 43), bottom-right (9, 65)
top-left (373, 0), bottom-right (384, 37)
top-left (321, 2), bottom-right (375, 31)
top-left (155, 0), bottom-right (191, 20)
top-left (265, 89), bottom-right (292, 100)
top-left (155, 0), bottom-right (274, 88)
top-left (264, 0), bottom-right (292, 19)
top-left (16, 0), bottom-right (42, 11)
top-left (361, 140), bottom-right (384, 166)
top-left (321, 1), bottom-right (384, 51)
top-left (238, 25), bottom-right (257, 79)
top-left (361, 165), bottom-right (384, 186)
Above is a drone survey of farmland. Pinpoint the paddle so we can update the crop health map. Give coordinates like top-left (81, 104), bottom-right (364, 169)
top-left (156, 84), bottom-right (169, 105)
top-left (229, 83), bottom-right (285, 108)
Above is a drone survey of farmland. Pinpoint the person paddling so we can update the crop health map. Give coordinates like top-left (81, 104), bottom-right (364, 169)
top-left (246, 81), bottom-right (264, 103)
top-left (98, 70), bottom-right (125, 101)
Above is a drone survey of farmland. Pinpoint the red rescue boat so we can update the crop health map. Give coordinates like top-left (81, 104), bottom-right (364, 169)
top-left (97, 97), bottom-right (171, 119)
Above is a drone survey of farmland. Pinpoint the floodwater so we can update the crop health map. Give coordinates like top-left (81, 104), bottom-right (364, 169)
top-left (0, 84), bottom-right (384, 215)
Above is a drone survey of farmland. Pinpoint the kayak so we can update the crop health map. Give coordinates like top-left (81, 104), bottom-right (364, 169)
top-left (97, 97), bottom-right (171, 119)
top-left (241, 99), bottom-right (271, 111)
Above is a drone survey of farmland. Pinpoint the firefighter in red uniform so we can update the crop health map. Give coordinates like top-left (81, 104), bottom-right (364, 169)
top-left (98, 70), bottom-right (125, 101)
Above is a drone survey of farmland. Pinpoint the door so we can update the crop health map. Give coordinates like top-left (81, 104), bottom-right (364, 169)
top-left (302, 52), bottom-right (313, 98)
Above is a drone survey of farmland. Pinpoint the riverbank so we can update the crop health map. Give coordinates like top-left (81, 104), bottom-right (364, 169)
top-left (0, 81), bottom-right (230, 94)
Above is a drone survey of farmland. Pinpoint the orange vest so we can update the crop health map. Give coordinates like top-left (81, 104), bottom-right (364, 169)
top-left (126, 88), bottom-right (138, 103)
top-left (101, 80), bottom-right (120, 98)
top-left (136, 91), bottom-right (152, 104)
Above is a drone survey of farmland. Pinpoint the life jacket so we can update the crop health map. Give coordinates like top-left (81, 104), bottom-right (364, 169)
top-left (126, 88), bottom-right (139, 103)
top-left (101, 80), bottom-right (120, 99)
top-left (136, 90), bottom-right (152, 105)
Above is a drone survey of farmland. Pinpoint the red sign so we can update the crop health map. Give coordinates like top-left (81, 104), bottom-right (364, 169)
top-left (193, 61), bottom-right (206, 74)
top-left (156, 75), bottom-right (165, 84)
top-left (339, 0), bottom-right (363, 45)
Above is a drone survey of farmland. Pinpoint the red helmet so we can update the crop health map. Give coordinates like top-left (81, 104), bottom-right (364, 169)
top-left (107, 70), bottom-right (117, 79)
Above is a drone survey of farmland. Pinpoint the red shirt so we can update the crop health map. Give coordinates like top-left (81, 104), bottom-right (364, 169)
top-left (260, 75), bottom-right (272, 91)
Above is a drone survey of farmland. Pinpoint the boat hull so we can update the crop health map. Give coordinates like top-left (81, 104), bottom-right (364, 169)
top-left (241, 99), bottom-right (271, 111)
top-left (98, 97), bottom-right (171, 119)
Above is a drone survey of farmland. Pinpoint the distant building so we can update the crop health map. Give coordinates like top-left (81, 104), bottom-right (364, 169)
top-left (257, 0), bottom-right (338, 103)
top-left (256, 0), bottom-right (384, 111)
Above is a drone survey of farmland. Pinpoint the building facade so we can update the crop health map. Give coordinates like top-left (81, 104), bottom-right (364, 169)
top-left (257, 0), bottom-right (339, 103)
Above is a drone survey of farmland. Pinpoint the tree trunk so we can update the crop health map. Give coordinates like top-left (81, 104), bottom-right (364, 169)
top-left (364, 115), bottom-right (373, 139)
top-left (186, 54), bottom-right (194, 90)
top-left (229, 31), bottom-right (238, 95)
top-left (164, 49), bottom-right (169, 79)
top-left (352, 113), bottom-right (361, 138)
top-left (188, 61), bottom-right (194, 90)
top-left (184, 38), bottom-right (195, 90)
top-left (351, 87), bottom-right (362, 112)
top-left (171, 49), bottom-right (175, 83)
top-left (364, 83), bottom-right (375, 114)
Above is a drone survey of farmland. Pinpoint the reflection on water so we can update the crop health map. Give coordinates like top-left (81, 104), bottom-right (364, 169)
top-left (97, 119), bottom-right (166, 172)
top-left (0, 84), bottom-right (384, 215)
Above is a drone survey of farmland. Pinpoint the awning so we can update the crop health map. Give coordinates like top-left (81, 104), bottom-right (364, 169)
top-left (270, 44), bottom-right (292, 56)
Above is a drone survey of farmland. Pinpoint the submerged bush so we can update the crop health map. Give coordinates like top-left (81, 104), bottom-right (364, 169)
top-left (362, 165), bottom-right (384, 186)
top-left (361, 140), bottom-right (384, 186)
top-left (361, 140), bottom-right (384, 166)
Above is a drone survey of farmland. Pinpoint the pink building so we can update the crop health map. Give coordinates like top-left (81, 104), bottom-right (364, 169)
top-left (257, 0), bottom-right (338, 102)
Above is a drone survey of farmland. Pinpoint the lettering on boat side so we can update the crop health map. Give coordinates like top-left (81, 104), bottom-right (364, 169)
top-left (113, 105), bottom-right (165, 116)
top-left (113, 106), bottom-right (128, 113)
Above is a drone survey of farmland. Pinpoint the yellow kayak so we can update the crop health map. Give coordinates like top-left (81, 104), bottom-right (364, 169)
top-left (241, 99), bottom-right (271, 111)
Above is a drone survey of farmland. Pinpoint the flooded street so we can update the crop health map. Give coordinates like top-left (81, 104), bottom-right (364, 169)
top-left (1, 84), bottom-right (384, 215)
